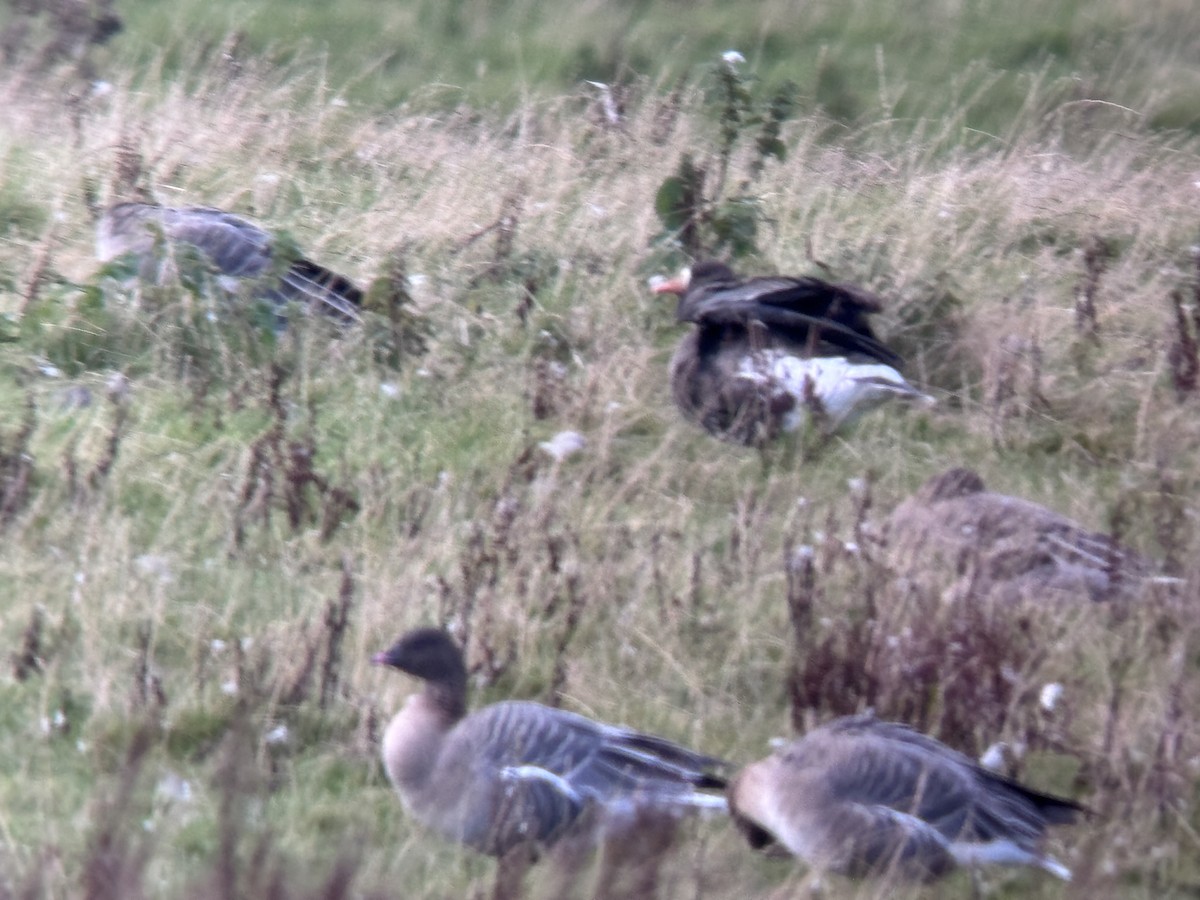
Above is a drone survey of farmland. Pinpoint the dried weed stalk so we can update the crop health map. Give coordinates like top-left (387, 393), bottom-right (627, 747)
top-left (231, 365), bottom-right (359, 550)
top-left (364, 245), bottom-right (431, 367)
top-left (787, 526), bottom-right (1054, 755)
top-left (1074, 234), bottom-right (1113, 338)
top-left (61, 392), bottom-right (130, 503)
top-left (593, 807), bottom-right (681, 900)
top-left (87, 394), bottom-right (129, 492)
top-left (112, 129), bottom-right (147, 202)
top-left (1145, 640), bottom-right (1191, 829)
top-left (545, 539), bottom-right (586, 708)
top-left (11, 605), bottom-right (45, 681)
top-left (20, 226), bottom-right (57, 316)
top-left (435, 450), bottom-right (537, 677)
top-left (200, 715), bottom-right (364, 899)
top-left (784, 544), bottom-right (816, 651)
top-left (527, 356), bottom-right (574, 420)
top-left (277, 627), bottom-right (320, 709)
top-left (1166, 289), bottom-right (1199, 398)
top-left (80, 723), bottom-right (156, 900)
top-left (279, 558), bottom-right (356, 709)
top-left (18, 711), bottom-right (369, 899)
top-left (1146, 470), bottom-right (1188, 577)
top-left (319, 557), bottom-right (356, 709)
top-left (649, 80), bottom-right (685, 145)
top-left (131, 621), bottom-right (168, 713)
top-left (491, 193), bottom-right (522, 275)
top-left (649, 529), bottom-right (683, 626)
top-left (985, 333), bottom-right (1048, 445)
top-left (0, 392), bottom-right (36, 530)
top-left (434, 445), bottom-right (595, 696)
top-left (456, 191), bottom-right (526, 282)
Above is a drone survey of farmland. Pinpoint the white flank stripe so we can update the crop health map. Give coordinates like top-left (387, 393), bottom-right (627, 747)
top-left (950, 839), bottom-right (1071, 881)
top-left (500, 765), bottom-right (583, 803)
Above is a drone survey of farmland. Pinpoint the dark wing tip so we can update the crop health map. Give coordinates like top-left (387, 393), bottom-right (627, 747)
top-left (1036, 793), bottom-right (1090, 825)
top-left (694, 772), bottom-right (728, 791)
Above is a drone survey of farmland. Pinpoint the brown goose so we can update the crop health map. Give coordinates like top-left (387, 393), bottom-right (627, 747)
top-left (95, 202), bottom-right (363, 323)
top-left (728, 714), bottom-right (1082, 882)
top-left (373, 628), bottom-right (727, 863)
top-left (651, 261), bottom-right (932, 445)
top-left (882, 467), bottom-right (1162, 603)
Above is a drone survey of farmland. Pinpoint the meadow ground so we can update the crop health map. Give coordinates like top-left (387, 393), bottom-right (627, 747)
top-left (1, 1), bottom-right (1199, 897)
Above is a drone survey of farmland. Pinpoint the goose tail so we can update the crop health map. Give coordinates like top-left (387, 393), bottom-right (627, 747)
top-left (281, 259), bottom-right (364, 324)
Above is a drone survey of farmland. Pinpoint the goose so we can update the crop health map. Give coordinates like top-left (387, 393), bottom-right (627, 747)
top-left (728, 714), bottom-right (1083, 882)
top-left (651, 261), bottom-right (932, 446)
top-left (95, 202), bottom-right (363, 324)
top-left (373, 628), bottom-right (727, 873)
top-left (882, 467), bottom-right (1164, 604)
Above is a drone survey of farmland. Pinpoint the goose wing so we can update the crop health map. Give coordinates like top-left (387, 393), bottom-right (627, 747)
top-left (681, 276), bottom-right (901, 367)
top-left (153, 206), bottom-right (274, 276)
top-left (163, 210), bottom-right (363, 320)
top-left (821, 717), bottom-right (1079, 845)
top-left (465, 702), bottom-right (724, 845)
top-left (98, 204), bottom-right (362, 323)
top-left (960, 493), bottom-right (1150, 598)
top-left (812, 720), bottom-right (981, 841)
top-left (478, 703), bottom-right (723, 796)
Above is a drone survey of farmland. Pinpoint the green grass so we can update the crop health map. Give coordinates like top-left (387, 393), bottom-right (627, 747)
top-left (0, 1), bottom-right (1199, 897)
top-left (13, 0), bottom-right (1197, 136)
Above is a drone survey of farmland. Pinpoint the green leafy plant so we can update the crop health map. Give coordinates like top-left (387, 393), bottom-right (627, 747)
top-left (654, 56), bottom-right (796, 260)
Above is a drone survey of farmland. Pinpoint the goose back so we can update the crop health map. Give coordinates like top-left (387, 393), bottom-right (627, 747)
top-left (884, 467), bottom-right (1156, 603)
top-left (96, 202), bottom-right (363, 323)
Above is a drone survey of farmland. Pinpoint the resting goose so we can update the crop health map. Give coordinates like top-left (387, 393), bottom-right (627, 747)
top-left (373, 628), bottom-right (727, 864)
top-left (883, 467), bottom-right (1163, 604)
top-left (728, 714), bottom-right (1082, 882)
top-left (95, 202), bottom-right (363, 324)
top-left (651, 261), bottom-right (932, 445)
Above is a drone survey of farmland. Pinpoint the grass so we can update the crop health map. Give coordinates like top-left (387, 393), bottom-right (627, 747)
top-left (9, 0), bottom-right (1200, 134)
top-left (0, 1), bottom-right (1199, 897)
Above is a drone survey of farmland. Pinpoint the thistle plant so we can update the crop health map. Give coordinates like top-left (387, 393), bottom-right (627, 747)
top-left (654, 52), bottom-right (796, 260)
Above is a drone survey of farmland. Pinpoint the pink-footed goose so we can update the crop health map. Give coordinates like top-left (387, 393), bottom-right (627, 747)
top-left (883, 467), bottom-right (1164, 603)
top-left (729, 714), bottom-right (1082, 882)
top-left (373, 628), bottom-right (727, 869)
top-left (96, 202), bottom-right (363, 324)
top-left (651, 261), bottom-right (932, 446)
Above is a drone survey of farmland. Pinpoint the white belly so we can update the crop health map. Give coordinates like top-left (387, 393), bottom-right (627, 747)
top-left (737, 352), bottom-right (931, 431)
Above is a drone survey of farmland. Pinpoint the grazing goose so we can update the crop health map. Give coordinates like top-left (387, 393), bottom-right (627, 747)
top-left (373, 628), bottom-right (727, 866)
top-left (95, 202), bottom-right (363, 323)
top-left (728, 714), bottom-right (1082, 882)
top-left (883, 467), bottom-right (1162, 604)
top-left (651, 261), bottom-right (932, 445)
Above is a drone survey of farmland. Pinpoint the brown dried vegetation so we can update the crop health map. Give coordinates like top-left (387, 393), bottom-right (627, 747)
top-left (3, 21), bottom-right (1200, 900)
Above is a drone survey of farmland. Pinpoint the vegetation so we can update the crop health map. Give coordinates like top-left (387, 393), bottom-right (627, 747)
top-left (0, 0), bottom-right (1199, 897)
